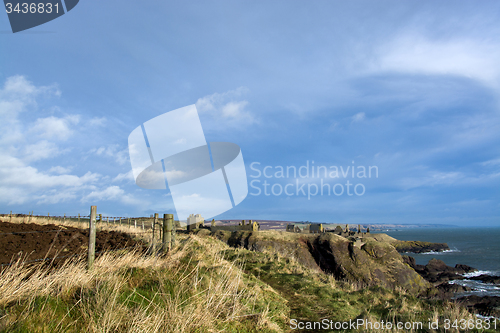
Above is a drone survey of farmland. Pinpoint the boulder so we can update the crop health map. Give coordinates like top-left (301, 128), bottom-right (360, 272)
top-left (455, 264), bottom-right (477, 274)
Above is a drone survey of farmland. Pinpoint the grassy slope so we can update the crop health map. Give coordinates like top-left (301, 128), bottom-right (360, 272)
top-left (0, 231), bottom-right (494, 333)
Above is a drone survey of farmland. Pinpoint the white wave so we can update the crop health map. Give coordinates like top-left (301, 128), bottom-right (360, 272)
top-left (463, 270), bottom-right (496, 278)
top-left (475, 314), bottom-right (500, 321)
top-left (420, 249), bottom-right (461, 255)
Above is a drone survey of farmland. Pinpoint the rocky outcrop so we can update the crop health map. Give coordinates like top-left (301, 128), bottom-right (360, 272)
top-left (457, 296), bottom-right (500, 318)
top-left (308, 234), bottom-right (429, 293)
top-left (469, 275), bottom-right (500, 285)
top-left (211, 230), bottom-right (321, 271)
top-left (402, 257), bottom-right (476, 284)
top-left (211, 230), bottom-right (429, 294)
top-left (393, 241), bottom-right (450, 253)
top-left (434, 283), bottom-right (473, 299)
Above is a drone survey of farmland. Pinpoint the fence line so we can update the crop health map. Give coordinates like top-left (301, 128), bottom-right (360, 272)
top-left (0, 213), bottom-right (167, 232)
top-left (0, 230), bottom-right (155, 236)
top-left (0, 206), bottom-right (178, 270)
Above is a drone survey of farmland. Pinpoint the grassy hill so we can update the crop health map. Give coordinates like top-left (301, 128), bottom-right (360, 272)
top-left (0, 229), bottom-right (492, 332)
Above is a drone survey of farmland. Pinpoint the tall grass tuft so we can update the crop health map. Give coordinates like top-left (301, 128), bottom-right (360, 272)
top-left (0, 235), bottom-right (287, 332)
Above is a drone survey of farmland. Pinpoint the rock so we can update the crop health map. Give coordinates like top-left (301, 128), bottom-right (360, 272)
top-left (457, 296), bottom-right (500, 318)
top-left (211, 230), bottom-right (429, 294)
top-left (469, 275), bottom-right (500, 285)
top-left (211, 230), bottom-right (321, 271)
top-left (433, 282), bottom-right (472, 299)
top-left (402, 255), bottom-right (416, 269)
top-left (425, 259), bottom-right (449, 273)
top-left (455, 264), bottom-right (477, 274)
top-left (403, 258), bottom-right (479, 285)
top-left (392, 241), bottom-right (450, 254)
top-left (412, 259), bottom-right (481, 285)
top-left (308, 233), bottom-right (429, 293)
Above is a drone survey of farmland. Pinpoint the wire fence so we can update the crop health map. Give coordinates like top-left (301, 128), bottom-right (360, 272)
top-left (0, 208), bottom-right (177, 269)
top-left (0, 211), bottom-right (162, 230)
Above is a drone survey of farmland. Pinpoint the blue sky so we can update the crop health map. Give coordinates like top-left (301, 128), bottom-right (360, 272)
top-left (1, 1), bottom-right (499, 225)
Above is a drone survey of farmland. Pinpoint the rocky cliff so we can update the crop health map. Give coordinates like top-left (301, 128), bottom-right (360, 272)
top-left (210, 230), bottom-right (429, 294)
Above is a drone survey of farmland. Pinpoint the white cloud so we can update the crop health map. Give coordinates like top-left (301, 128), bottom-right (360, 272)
top-left (90, 144), bottom-right (129, 165)
top-left (30, 115), bottom-right (80, 141)
top-left (48, 166), bottom-right (72, 174)
top-left (89, 117), bottom-right (107, 127)
top-left (481, 158), bottom-right (500, 166)
top-left (112, 170), bottom-right (134, 183)
top-left (0, 154), bottom-right (100, 205)
top-left (165, 170), bottom-right (186, 180)
top-left (221, 101), bottom-right (249, 118)
top-left (23, 140), bottom-right (62, 162)
top-left (0, 75), bottom-right (60, 116)
top-left (84, 185), bottom-right (124, 201)
top-left (82, 185), bottom-right (143, 206)
top-left (0, 76), bottom-right (111, 206)
top-left (0, 76), bottom-right (62, 148)
top-left (352, 112), bottom-right (365, 122)
top-left (196, 87), bottom-right (255, 125)
top-left (0, 155), bottom-right (100, 189)
top-left (372, 34), bottom-right (500, 88)
top-left (35, 189), bottom-right (78, 205)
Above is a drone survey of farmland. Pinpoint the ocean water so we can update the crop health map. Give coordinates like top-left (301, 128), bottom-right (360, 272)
top-left (382, 227), bottom-right (500, 297)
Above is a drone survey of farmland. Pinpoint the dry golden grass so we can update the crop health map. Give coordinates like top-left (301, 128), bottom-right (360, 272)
top-left (0, 234), bottom-right (287, 332)
top-left (1, 218), bottom-right (489, 333)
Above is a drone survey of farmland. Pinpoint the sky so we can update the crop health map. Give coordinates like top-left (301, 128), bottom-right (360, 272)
top-left (0, 1), bottom-right (499, 226)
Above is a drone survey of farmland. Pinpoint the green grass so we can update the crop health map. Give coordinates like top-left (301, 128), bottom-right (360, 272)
top-left (0, 231), bottom-right (496, 333)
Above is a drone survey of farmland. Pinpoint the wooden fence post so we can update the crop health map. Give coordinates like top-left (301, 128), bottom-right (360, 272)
top-left (78, 213), bottom-right (80, 222)
top-left (134, 219), bottom-right (137, 229)
top-left (163, 214), bottom-right (173, 252)
top-left (142, 220), bottom-right (144, 230)
top-left (172, 220), bottom-right (176, 247)
top-left (47, 213), bottom-right (50, 223)
top-left (10, 211), bottom-right (12, 222)
top-left (152, 213), bottom-right (158, 253)
top-left (88, 206), bottom-right (97, 270)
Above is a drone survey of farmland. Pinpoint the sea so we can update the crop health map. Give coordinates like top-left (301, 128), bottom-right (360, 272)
top-left (382, 227), bottom-right (500, 297)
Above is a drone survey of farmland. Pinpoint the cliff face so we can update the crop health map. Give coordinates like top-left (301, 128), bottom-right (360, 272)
top-left (308, 233), bottom-right (429, 293)
top-left (210, 230), bottom-right (429, 294)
